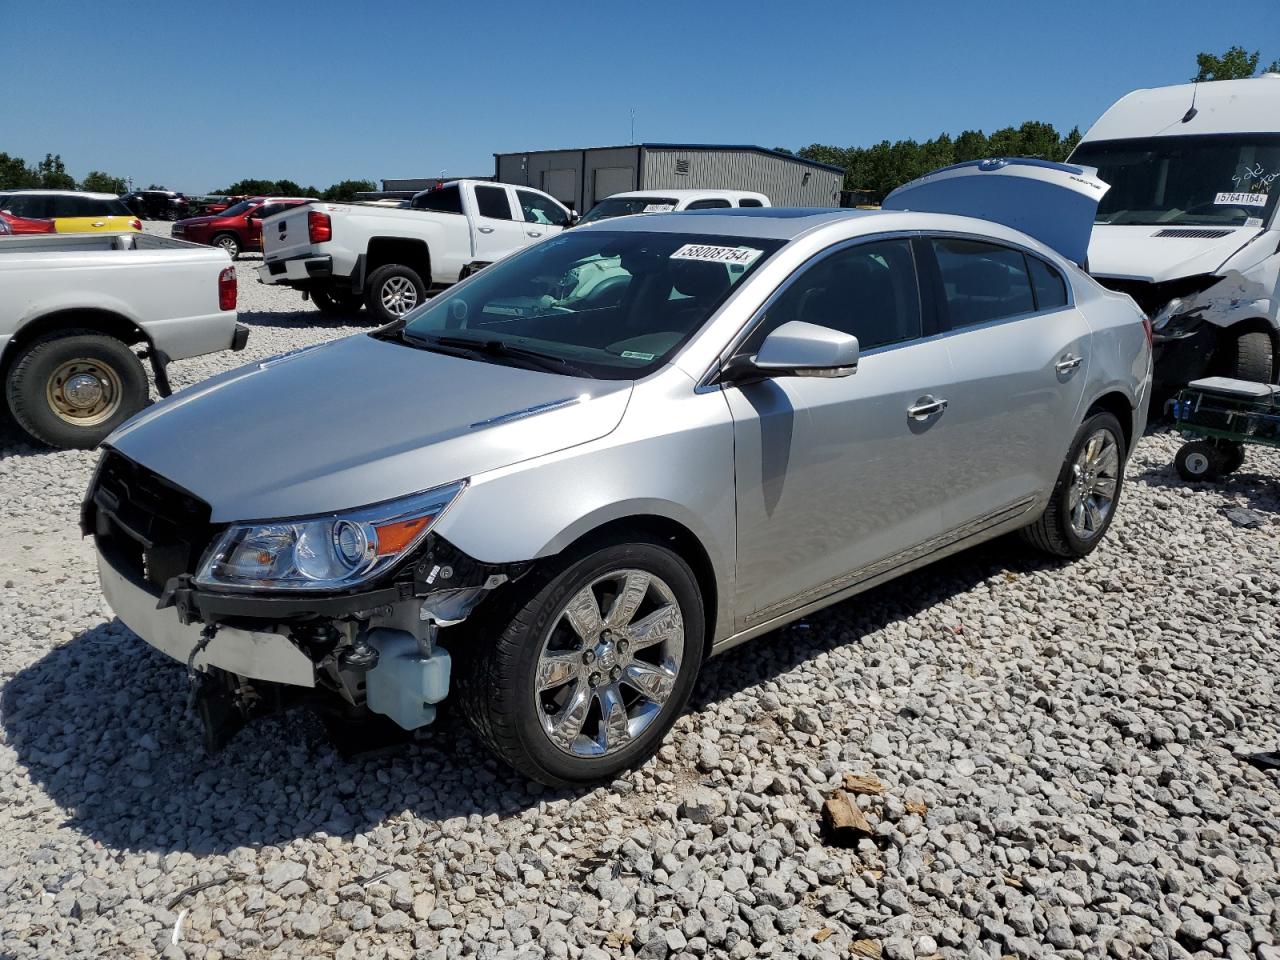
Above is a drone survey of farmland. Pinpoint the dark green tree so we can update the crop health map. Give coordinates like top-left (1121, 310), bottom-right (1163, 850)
top-left (321, 179), bottom-right (377, 201)
top-left (274, 179), bottom-right (303, 195)
top-left (81, 170), bottom-right (127, 194)
top-left (1193, 45), bottom-right (1263, 80)
top-left (0, 152), bottom-right (38, 190)
top-left (37, 154), bottom-right (76, 190)
top-left (214, 178), bottom-right (281, 196)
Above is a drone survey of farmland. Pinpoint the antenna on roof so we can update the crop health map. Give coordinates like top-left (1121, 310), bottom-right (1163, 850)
top-left (1181, 79), bottom-right (1200, 124)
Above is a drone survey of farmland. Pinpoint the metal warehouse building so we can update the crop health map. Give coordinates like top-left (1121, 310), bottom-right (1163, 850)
top-left (494, 144), bottom-right (844, 213)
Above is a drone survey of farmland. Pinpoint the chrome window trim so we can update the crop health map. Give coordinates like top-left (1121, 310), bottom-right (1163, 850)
top-left (696, 230), bottom-right (925, 391)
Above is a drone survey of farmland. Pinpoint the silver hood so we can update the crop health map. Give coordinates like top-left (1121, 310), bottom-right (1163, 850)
top-left (107, 334), bottom-right (631, 521)
top-left (1087, 224), bottom-right (1258, 283)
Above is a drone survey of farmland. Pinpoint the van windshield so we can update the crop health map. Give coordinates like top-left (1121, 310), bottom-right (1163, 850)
top-left (1072, 133), bottom-right (1280, 226)
top-left (398, 230), bottom-right (782, 379)
top-left (579, 197), bottom-right (680, 224)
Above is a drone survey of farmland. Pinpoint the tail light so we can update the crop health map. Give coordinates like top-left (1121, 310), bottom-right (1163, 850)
top-left (218, 265), bottom-right (237, 311)
top-left (129, 218), bottom-right (142, 231)
top-left (308, 210), bottom-right (332, 244)
top-left (1141, 316), bottom-right (1153, 349)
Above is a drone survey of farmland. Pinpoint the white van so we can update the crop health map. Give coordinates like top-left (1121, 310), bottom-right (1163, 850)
top-left (578, 189), bottom-right (770, 225)
top-left (1070, 75), bottom-right (1280, 388)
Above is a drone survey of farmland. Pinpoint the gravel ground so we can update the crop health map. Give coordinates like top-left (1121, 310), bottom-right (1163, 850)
top-left (0, 224), bottom-right (1277, 959)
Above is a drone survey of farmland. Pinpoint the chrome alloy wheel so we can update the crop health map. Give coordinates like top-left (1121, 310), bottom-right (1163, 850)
top-left (379, 276), bottom-right (419, 316)
top-left (45, 358), bottom-right (122, 426)
top-left (1069, 428), bottom-right (1120, 539)
top-left (535, 569), bottom-right (685, 758)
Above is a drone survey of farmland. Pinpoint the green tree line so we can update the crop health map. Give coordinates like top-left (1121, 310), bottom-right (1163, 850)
top-left (212, 178), bottom-right (377, 201)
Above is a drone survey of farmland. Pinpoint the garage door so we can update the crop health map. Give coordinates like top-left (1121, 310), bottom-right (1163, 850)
top-left (542, 169), bottom-right (577, 208)
top-left (593, 166), bottom-right (635, 203)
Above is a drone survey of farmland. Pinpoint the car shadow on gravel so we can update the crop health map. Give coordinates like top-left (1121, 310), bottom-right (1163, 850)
top-left (1, 540), bottom-right (1056, 856)
top-left (237, 308), bottom-right (369, 330)
top-left (1132, 460), bottom-right (1279, 514)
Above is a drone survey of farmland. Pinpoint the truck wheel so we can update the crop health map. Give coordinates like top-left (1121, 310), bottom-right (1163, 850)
top-left (5, 331), bottom-right (149, 449)
top-left (1020, 411), bottom-right (1126, 559)
top-left (365, 264), bottom-right (426, 324)
top-left (1222, 330), bottom-right (1274, 383)
top-left (311, 288), bottom-right (365, 316)
top-left (457, 538), bottom-right (704, 786)
top-left (212, 233), bottom-right (240, 260)
top-left (1174, 441), bottom-right (1223, 482)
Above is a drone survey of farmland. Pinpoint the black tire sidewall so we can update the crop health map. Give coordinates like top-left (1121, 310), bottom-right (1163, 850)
top-left (6, 333), bottom-right (148, 449)
top-left (495, 541), bottom-right (704, 786)
top-left (214, 233), bottom-right (240, 259)
top-left (1223, 330), bottom-right (1275, 383)
top-left (365, 265), bottom-right (426, 325)
top-left (1050, 412), bottom-right (1127, 555)
top-left (312, 288), bottom-right (363, 315)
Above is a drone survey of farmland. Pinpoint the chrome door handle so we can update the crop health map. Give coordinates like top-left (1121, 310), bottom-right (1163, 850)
top-left (477, 226), bottom-right (495, 234)
top-left (1055, 353), bottom-right (1083, 374)
top-left (527, 230), bottom-right (542, 237)
top-left (907, 395), bottom-right (948, 420)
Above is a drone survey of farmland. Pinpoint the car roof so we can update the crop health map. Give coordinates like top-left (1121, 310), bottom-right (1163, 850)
top-left (0, 189), bottom-right (122, 200)
top-left (604, 189), bottom-right (769, 200)
top-left (580, 206), bottom-right (1073, 263)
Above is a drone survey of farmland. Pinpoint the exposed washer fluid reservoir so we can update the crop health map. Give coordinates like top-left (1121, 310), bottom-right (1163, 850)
top-left (364, 628), bottom-right (451, 730)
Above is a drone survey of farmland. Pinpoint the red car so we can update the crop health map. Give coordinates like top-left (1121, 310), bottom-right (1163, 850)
top-left (0, 209), bottom-right (56, 234)
top-left (202, 194), bottom-right (249, 215)
top-left (171, 196), bottom-right (315, 259)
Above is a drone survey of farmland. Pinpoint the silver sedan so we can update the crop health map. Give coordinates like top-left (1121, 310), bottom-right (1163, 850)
top-left (88, 160), bottom-right (1151, 784)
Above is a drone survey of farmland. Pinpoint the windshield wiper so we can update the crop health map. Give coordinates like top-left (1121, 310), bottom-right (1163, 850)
top-left (421, 335), bottom-right (597, 379)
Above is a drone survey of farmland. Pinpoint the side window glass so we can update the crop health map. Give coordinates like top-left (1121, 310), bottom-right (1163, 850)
top-left (930, 238), bottom-right (1035, 328)
top-left (747, 239), bottom-right (922, 353)
top-left (413, 186), bottom-right (463, 214)
top-left (1028, 256), bottom-right (1068, 310)
top-left (685, 198), bottom-right (731, 210)
top-left (474, 185), bottom-right (513, 220)
top-left (516, 190), bottom-right (568, 227)
top-left (738, 198), bottom-right (764, 208)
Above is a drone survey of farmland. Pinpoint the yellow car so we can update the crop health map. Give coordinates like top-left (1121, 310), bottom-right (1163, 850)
top-left (0, 190), bottom-right (141, 233)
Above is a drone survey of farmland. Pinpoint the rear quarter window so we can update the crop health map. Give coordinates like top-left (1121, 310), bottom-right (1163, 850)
top-left (1028, 257), bottom-right (1068, 310)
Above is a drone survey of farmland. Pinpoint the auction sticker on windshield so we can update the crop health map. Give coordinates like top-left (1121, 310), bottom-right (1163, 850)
top-left (643, 204), bottom-right (676, 213)
top-left (1215, 192), bottom-right (1269, 207)
top-left (670, 244), bottom-right (763, 266)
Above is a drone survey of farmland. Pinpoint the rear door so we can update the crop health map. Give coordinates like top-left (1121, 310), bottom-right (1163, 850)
top-left (919, 235), bottom-right (1091, 532)
top-left (468, 184), bottom-right (530, 261)
top-left (52, 195), bottom-right (135, 233)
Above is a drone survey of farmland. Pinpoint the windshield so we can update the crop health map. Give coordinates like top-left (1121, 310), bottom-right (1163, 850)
top-left (1072, 134), bottom-right (1280, 227)
top-left (579, 197), bottom-right (680, 224)
top-left (399, 230), bottom-right (783, 379)
top-left (219, 199), bottom-right (258, 217)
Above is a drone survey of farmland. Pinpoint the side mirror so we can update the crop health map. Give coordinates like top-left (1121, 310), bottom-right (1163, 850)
top-left (728, 320), bottom-right (859, 381)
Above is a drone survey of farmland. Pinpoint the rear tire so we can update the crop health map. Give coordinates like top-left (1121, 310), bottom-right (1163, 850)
top-left (1221, 330), bottom-right (1275, 383)
top-left (1020, 411), bottom-right (1126, 558)
top-left (311, 288), bottom-right (364, 316)
top-left (365, 264), bottom-right (426, 325)
top-left (212, 233), bottom-right (240, 260)
top-left (456, 538), bottom-right (705, 787)
top-left (5, 331), bottom-right (148, 449)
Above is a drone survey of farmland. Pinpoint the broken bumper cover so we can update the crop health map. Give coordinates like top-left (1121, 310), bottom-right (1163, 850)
top-left (257, 254), bottom-right (332, 286)
top-left (97, 548), bottom-right (316, 688)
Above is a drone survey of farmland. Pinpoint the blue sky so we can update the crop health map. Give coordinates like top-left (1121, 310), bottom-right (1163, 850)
top-left (0, 0), bottom-right (1265, 192)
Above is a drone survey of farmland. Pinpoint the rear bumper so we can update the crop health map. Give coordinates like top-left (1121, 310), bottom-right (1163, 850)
top-left (97, 548), bottom-right (316, 688)
top-left (257, 254), bottom-right (333, 286)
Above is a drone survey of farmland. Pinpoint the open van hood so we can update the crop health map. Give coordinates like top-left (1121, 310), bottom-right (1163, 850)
top-left (883, 158), bottom-right (1109, 266)
top-left (1085, 224), bottom-right (1257, 283)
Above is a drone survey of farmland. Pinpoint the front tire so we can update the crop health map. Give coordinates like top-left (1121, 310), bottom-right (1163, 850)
top-left (5, 331), bottom-right (148, 449)
top-left (1021, 411), bottom-right (1126, 558)
top-left (458, 539), bottom-right (705, 786)
top-left (212, 233), bottom-right (240, 260)
top-left (365, 264), bottom-right (426, 325)
top-left (1221, 330), bottom-right (1274, 383)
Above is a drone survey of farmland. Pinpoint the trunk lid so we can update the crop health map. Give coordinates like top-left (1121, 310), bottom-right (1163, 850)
top-left (883, 158), bottom-right (1109, 266)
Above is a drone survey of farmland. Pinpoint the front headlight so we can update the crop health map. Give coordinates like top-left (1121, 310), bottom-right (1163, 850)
top-left (194, 481), bottom-right (466, 592)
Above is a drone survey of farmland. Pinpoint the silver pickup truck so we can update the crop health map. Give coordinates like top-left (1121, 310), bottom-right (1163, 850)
top-left (0, 232), bottom-right (248, 449)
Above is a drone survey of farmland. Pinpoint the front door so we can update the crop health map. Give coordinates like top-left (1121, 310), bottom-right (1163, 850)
top-left (921, 236), bottom-right (1092, 533)
top-left (724, 237), bottom-right (956, 631)
top-left (471, 184), bottom-right (530, 262)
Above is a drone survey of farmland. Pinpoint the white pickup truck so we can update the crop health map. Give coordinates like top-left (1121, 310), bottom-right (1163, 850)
top-left (258, 179), bottom-right (573, 323)
top-left (0, 232), bottom-right (247, 449)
